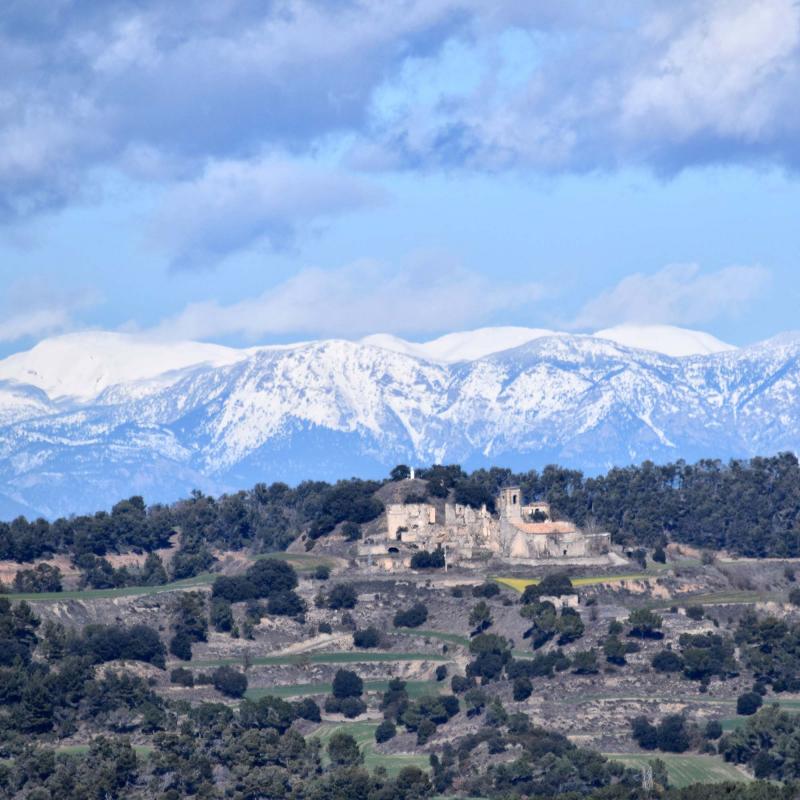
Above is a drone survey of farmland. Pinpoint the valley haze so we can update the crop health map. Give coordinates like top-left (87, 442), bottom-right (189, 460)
top-left (0, 324), bottom-right (797, 520)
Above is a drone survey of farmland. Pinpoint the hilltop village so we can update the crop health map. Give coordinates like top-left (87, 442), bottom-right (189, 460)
top-left (357, 479), bottom-right (613, 570)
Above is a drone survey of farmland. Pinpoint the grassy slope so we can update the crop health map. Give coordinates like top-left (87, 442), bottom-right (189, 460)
top-left (312, 721), bottom-right (430, 776)
top-left (604, 753), bottom-right (749, 788)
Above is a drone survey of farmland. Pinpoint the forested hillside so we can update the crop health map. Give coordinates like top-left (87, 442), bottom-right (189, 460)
top-left (2, 453), bottom-right (799, 578)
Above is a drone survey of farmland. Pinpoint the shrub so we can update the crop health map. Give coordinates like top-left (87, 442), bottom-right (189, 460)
top-left (211, 575), bottom-right (258, 603)
top-left (341, 522), bottom-right (361, 541)
top-left (390, 465), bottom-right (411, 481)
top-left (393, 603), bottom-right (428, 628)
top-left (247, 559), bottom-right (298, 597)
top-left (170, 667), bottom-right (194, 687)
top-left (13, 563), bottom-right (62, 593)
top-left (339, 697), bottom-right (367, 718)
top-left (410, 547), bottom-right (446, 569)
top-left (451, 675), bottom-right (473, 694)
top-left (685, 605), bottom-right (705, 621)
top-left (627, 609), bottom-right (663, 639)
top-left (326, 584), bottom-right (358, 610)
top-left (76, 624), bottom-right (166, 669)
top-left (657, 715), bottom-right (690, 752)
top-left (652, 546), bottom-right (667, 564)
top-left (332, 669), bottom-right (363, 699)
top-left (556, 607), bottom-right (585, 645)
top-left (571, 649), bottom-right (599, 675)
top-left (327, 732), bottom-right (363, 766)
top-left (169, 631), bottom-right (193, 661)
top-left (318, 622), bottom-right (332, 634)
top-left (512, 677), bottom-right (532, 702)
top-left (353, 627), bottom-right (381, 648)
top-left (325, 696), bottom-right (367, 718)
top-left (267, 590), bottom-right (306, 617)
top-left (652, 650), bottom-right (684, 673)
top-left (737, 692), bottom-right (763, 716)
top-left (435, 664), bottom-right (448, 682)
top-left (314, 565), bottom-right (331, 580)
top-left (631, 716), bottom-right (658, 750)
top-left (521, 574), bottom-right (574, 603)
top-left (705, 719), bottom-right (723, 740)
top-left (472, 582), bottom-right (500, 598)
top-left (375, 719), bottom-right (397, 743)
top-left (212, 665), bottom-right (248, 698)
top-left (211, 598), bottom-right (234, 632)
top-left (603, 636), bottom-right (627, 666)
top-left (294, 698), bottom-right (321, 722)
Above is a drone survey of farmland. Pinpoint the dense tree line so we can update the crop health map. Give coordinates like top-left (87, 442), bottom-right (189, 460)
top-left (0, 477), bottom-right (385, 568)
top-left (4, 452), bottom-right (800, 590)
top-left (439, 452), bottom-right (800, 556)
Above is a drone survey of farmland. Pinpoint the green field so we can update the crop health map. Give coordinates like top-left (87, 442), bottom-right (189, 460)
top-left (604, 753), bottom-right (748, 788)
top-left (4, 572), bottom-right (216, 602)
top-left (188, 650), bottom-right (450, 668)
top-left (245, 679), bottom-right (444, 701)
top-left (312, 721), bottom-right (430, 776)
top-left (251, 552), bottom-right (338, 571)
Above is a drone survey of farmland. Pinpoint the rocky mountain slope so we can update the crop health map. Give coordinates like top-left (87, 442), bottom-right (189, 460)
top-left (1, 326), bottom-right (798, 518)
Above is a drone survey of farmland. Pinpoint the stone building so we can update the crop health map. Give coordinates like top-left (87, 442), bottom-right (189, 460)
top-left (359, 485), bottom-right (611, 569)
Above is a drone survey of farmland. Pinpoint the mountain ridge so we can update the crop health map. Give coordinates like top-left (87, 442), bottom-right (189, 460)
top-left (1, 326), bottom-right (798, 519)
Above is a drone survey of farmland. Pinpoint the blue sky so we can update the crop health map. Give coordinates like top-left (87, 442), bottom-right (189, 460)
top-left (1, 0), bottom-right (800, 357)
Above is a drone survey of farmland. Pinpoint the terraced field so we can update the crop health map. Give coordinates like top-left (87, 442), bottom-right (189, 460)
top-left (494, 574), bottom-right (652, 593)
top-left (251, 552), bottom-right (339, 571)
top-left (5, 572), bottom-right (216, 602)
top-left (187, 651), bottom-right (450, 668)
top-left (649, 590), bottom-right (781, 608)
top-left (393, 629), bottom-right (470, 647)
top-left (245, 679), bottom-right (445, 700)
top-left (604, 753), bottom-right (749, 788)
top-left (312, 721), bottom-right (430, 776)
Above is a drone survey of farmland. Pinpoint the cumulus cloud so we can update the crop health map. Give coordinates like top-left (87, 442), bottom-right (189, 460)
top-left (569, 264), bottom-right (770, 330)
top-left (2, 0), bottom-right (800, 235)
top-left (357, 0), bottom-right (800, 173)
top-left (150, 156), bottom-right (386, 269)
top-left (153, 258), bottom-right (544, 340)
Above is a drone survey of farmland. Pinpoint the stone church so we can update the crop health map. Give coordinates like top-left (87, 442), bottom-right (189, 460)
top-left (358, 485), bottom-right (611, 569)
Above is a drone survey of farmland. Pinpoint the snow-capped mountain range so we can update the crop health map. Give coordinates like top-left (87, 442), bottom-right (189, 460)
top-left (0, 324), bottom-right (796, 519)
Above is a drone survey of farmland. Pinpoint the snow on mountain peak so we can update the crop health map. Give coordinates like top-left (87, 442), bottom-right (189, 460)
top-left (0, 331), bottom-right (248, 401)
top-left (361, 327), bottom-right (558, 362)
top-left (592, 324), bottom-right (736, 357)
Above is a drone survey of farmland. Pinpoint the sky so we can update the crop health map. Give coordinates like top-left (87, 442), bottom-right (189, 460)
top-left (2, 0), bottom-right (800, 358)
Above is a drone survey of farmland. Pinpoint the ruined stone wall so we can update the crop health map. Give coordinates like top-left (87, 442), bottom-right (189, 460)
top-left (386, 503), bottom-right (437, 542)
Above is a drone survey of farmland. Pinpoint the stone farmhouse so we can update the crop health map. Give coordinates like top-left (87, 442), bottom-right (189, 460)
top-left (358, 485), bottom-right (611, 570)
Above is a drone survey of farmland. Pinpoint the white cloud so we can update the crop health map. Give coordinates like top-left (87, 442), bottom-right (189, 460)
top-left (0, 280), bottom-right (101, 343)
top-left (569, 264), bottom-right (770, 330)
top-left (153, 258), bottom-right (545, 340)
top-left (150, 155), bottom-right (386, 269)
top-left (621, 0), bottom-right (800, 142)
